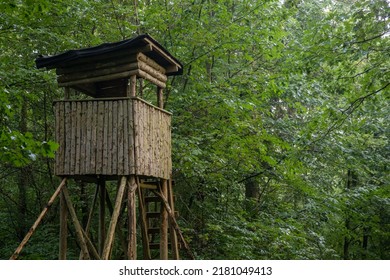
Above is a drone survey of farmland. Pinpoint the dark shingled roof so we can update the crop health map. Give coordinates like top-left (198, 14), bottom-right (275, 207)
top-left (35, 34), bottom-right (183, 75)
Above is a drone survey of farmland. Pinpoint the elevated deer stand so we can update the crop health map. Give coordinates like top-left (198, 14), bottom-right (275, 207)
top-left (10, 34), bottom-right (193, 260)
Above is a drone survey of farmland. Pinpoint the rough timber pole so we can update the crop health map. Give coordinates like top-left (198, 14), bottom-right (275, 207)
top-left (98, 179), bottom-right (106, 256)
top-left (127, 176), bottom-right (137, 259)
top-left (157, 86), bottom-right (169, 260)
top-left (160, 179), bottom-right (169, 260)
top-left (102, 176), bottom-right (127, 259)
top-left (59, 191), bottom-right (68, 260)
top-left (168, 178), bottom-right (179, 259)
top-left (62, 186), bottom-right (90, 260)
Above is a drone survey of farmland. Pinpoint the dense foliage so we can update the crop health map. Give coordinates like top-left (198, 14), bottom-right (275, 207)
top-left (0, 0), bottom-right (389, 259)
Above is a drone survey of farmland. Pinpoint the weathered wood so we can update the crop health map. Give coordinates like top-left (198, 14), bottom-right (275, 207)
top-left (138, 61), bottom-right (168, 82)
top-left (96, 101), bottom-right (104, 174)
top-left (61, 186), bottom-right (90, 260)
top-left (75, 102), bottom-right (82, 174)
top-left (168, 178), bottom-right (179, 260)
top-left (129, 75), bottom-right (137, 97)
top-left (137, 53), bottom-right (166, 74)
top-left (80, 101), bottom-right (87, 174)
top-left (160, 179), bottom-right (169, 260)
top-left (102, 176), bottom-right (127, 260)
top-left (55, 98), bottom-right (171, 179)
top-left (118, 100), bottom-right (124, 175)
top-left (98, 180), bottom-right (106, 255)
top-left (59, 192), bottom-right (68, 260)
top-left (65, 102), bottom-right (72, 174)
top-left (112, 100), bottom-right (118, 175)
top-left (10, 177), bottom-right (67, 260)
top-left (137, 69), bottom-right (166, 89)
top-left (157, 87), bottom-right (164, 109)
top-left (90, 101), bottom-right (98, 172)
top-left (104, 187), bottom-right (128, 257)
top-left (152, 189), bottom-right (195, 260)
top-left (127, 176), bottom-right (137, 260)
top-left (143, 38), bottom-right (181, 73)
top-left (78, 185), bottom-right (99, 260)
top-left (84, 184), bottom-right (99, 236)
top-left (103, 101), bottom-right (110, 174)
top-left (138, 185), bottom-right (151, 259)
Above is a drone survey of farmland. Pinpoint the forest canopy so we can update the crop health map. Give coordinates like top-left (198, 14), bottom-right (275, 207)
top-left (0, 0), bottom-right (389, 259)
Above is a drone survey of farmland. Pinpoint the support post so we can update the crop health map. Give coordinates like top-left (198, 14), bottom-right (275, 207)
top-left (62, 186), bottom-right (90, 260)
top-left (138, 185), bottom-right (151, 259)
top-left (153, 189), bottom-right (195, 260)
top-left (157, 87), bottom-right (164, 108)
top-left (59, 191), bottom-right (68, 260)
top-left (160, 179), bottom-right (169, 260)
top-left (168, 178), bottom-right (179, 259)
top-left (127, 176), bottom-right (138, 260)
top-left (128, 75), bottom-right (137, 97)
top-left (102, 176), bottom-right (127, 260)
top-left (98, 179), bottom-right (106, 256)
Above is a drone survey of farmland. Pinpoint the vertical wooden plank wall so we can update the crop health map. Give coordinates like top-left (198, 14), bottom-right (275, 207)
top-left (54, 98), bottom-right (171, 179)
top-left (132, 98), bottom-right (172, 179)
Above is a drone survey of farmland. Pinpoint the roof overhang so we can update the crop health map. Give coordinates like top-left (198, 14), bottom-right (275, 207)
top-left (35, 34), bottom-right (183, 76)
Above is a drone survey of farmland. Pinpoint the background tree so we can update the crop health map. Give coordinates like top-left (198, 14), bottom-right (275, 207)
top-left (0, 0), bottom-right (388, 259)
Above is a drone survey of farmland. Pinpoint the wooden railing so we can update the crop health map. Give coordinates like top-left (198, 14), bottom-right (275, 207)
top-left (54, 97), bottom-right (171, 179)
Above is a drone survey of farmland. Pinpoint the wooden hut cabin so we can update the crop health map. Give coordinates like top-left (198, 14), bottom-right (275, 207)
top-left (10, 34), bottom-right (191, 260)
top-left (35, 34), bottom-right (182, 180)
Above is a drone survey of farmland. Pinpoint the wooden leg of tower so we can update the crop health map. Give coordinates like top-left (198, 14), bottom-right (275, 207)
top-left (160, 179), bottom-right (169, 260)
top-left (168, 178), bottom-right (179, 260)
top-left (104, 187), bottom-right (128, 258)
top-left (127, 176), bottom-right (137, 260)
top-left (62, 186), bottom-right (90, 260)
top-left (59, 191), bottom-right (68, 260)
top-left (138, 185), bottom-right (151, 259)
top-left (98, 179), bottom-right (106, 256)
top-left (102, 176), bottom-right (127, 260)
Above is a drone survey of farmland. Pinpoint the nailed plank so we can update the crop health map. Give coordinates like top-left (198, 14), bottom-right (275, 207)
top-left (75, 101), bottom-right (82, 174)
top-left (128, 99), bottom-right (135, 174)
top-left (80, 101), bottom-right (87, 174)
top-left (117, 100), bottom-right (124, 175)
top-left (96, 101), bottom-right (104, 174)
top-left (90, 101), bottom-right (98, 173)
top-left (103, 101), bottom-right (110, 175)
top-left (64, 101), bottom-right (72, 175)
top-left (112, 101), bottom-right (118, 175)
top-left (123, 99), bottom-right (129, 175)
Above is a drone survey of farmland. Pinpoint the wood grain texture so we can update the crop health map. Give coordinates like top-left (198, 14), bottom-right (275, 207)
top-left (54, 98), bottom-right (171, 178)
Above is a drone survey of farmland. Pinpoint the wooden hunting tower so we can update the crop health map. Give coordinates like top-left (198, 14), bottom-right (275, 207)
top-left (11, 34), bottom-right (193, 260)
